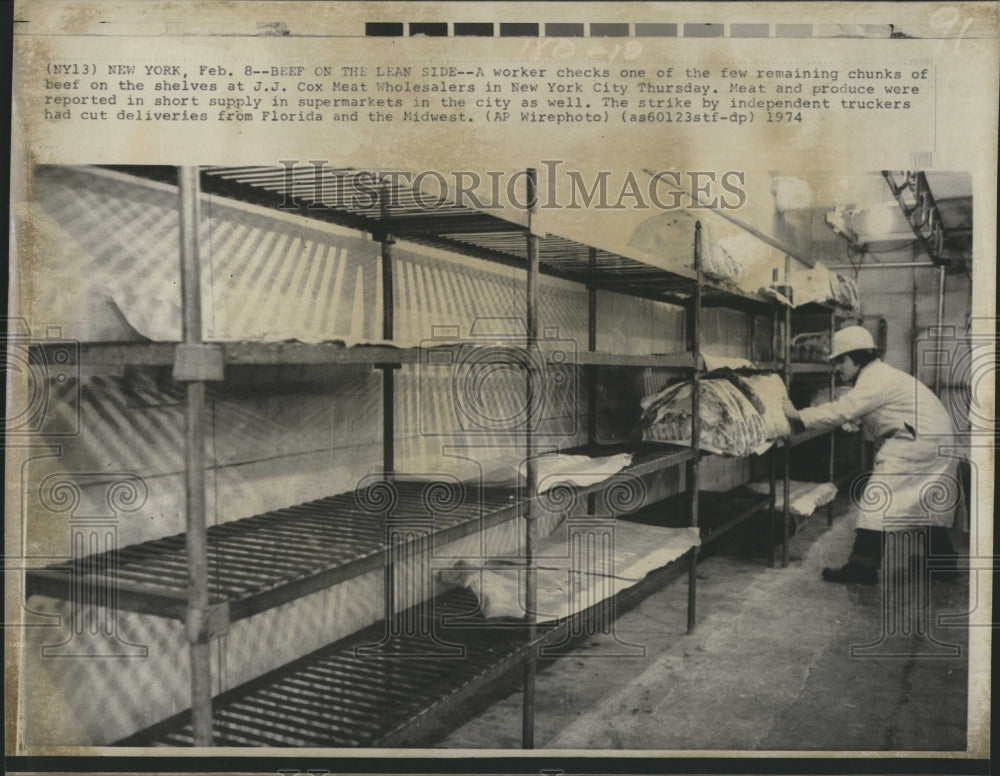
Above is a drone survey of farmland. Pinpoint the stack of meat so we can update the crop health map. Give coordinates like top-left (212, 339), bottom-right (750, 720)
top-left (784, 263), bottom-right (861, 310)
top-left (830, 273), bottom-right (861, 309)
top-left (627, 210), bottom-right (746, 281)
top-left (639, 368), bottom-right (792, 456)
top-left (791, 331), bottom-right (831, 362)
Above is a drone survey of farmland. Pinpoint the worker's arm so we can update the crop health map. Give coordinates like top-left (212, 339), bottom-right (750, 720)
top-left (794, 378), bottom-right (887, 430)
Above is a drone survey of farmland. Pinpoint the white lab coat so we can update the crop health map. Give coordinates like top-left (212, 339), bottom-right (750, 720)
top-left (798, 360), bottom-right (959, 531)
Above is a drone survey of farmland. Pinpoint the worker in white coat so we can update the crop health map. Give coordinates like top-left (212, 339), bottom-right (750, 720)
top-left (782, 326), bottom-right (959, 584)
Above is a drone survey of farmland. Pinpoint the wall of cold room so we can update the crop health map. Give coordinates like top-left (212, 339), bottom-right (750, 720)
top-left (22, 166), bottom-right (718, 543)
top-left (768, 184), bottom-right (972, 416)
top-left (850, 249), bottom-right (973, 435)
top-left (790, 204), bottom-right (971, 425)
top-left (22, 165), bottom-right (779, 542)
top-left (24, 165), bottom-right (776, 744)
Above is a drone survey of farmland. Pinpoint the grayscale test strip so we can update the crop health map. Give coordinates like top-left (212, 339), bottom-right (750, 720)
top-left (365, 22), bottom-right (899, 39)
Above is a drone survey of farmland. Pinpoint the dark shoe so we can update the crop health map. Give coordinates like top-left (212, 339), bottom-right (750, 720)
top-left (822, 563), bottom-right (877, 585)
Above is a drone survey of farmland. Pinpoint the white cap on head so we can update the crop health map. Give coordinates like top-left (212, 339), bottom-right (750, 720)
top-left (829, 326), bottom-right (876, 360)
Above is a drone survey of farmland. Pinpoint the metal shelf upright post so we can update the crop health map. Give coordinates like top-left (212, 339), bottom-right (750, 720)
top-left (827, 308), bottom-right (837, 525)
top-left (781, 256), bottom-right (792, 568)
top-left (379, 182), bottom-right (397, 477)
top-left (522, 168), bottom-right (540, 749)
top-left (686, 223), bottom-right (702, 633)
top-left (376, 181), bottom-right (401, 637)
top-left (586, 246), bottom-right (598, 518)
top-left (769, 303), bottom-right (780, 567)
top-left (176, 166), bottom-right (217, 746)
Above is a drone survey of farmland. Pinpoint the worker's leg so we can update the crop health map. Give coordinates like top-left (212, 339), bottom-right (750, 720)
top-left (822, 528), bottom-right (880, 584)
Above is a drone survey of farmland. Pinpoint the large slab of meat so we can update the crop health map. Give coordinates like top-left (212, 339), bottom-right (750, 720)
top-left (638, 369), bottom-right (791, 456)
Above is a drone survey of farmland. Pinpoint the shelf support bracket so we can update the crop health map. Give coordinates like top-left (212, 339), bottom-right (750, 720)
top-left (173, 343), bottom-right (224, 382)
top-left (186, 601), bottom-right (231, 644)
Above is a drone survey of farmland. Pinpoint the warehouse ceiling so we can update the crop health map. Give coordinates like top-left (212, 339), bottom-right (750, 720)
top-left (98, 165), bottom-right (974, 275)
top-left (550, 170), bottom-right (974, 274)
top-left (793, 171), bottom-right (973, 268)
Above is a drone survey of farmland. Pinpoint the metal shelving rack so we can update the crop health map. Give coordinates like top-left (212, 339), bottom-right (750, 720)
top-left (777, 287), bottom-right (865, 565)
top-left (26, 165), bottom-right (786, 748)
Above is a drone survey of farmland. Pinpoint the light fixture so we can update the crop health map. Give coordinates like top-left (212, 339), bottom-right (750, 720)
top-left (825, 207), bottom-right (860, 245)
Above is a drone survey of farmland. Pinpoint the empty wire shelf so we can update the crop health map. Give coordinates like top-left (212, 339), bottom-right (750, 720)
top-left (119, 549), bottom-right (693, 748)
top-left (25, 443), bottom-right (695, 623)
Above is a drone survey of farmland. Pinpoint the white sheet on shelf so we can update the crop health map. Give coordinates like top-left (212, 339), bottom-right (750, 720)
top-left (747, 480), bottom-right (839, 516)
top-left (438, 521), bottom-right (700, 622)
top-left (701, 353), bottom-right (755, 371)
top-left (520, 452), bottom-right (634, 494)
top-left (106, 289), bottom-right (398, 347)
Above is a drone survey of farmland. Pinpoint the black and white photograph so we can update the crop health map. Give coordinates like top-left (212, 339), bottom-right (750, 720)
top-left (10, 163), bottom-right (984, 750)
top-left (5, 1), bottom-right (996, 771)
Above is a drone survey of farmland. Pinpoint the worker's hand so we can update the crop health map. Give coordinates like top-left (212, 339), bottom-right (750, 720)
top-left (782, 397), bottom-right (800, 422)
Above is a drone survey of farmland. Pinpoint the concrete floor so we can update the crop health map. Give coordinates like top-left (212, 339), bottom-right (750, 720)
top-left (434, 497), bottom-right (972, 751)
